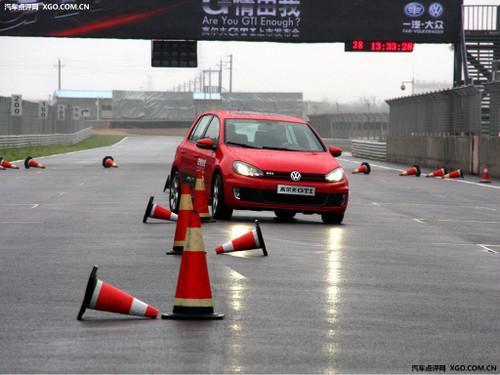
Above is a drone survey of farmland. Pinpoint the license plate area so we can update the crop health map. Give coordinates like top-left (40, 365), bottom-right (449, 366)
top-left (277, 184), bottom-right (316, 197)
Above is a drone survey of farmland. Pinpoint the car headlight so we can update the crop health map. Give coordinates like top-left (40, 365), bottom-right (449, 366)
top-left (233, 161), bottom-right (264, 177)
top-left (325, 167), bottom-right (345, 182)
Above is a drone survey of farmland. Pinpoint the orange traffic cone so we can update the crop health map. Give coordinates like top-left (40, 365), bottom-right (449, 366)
top-left (77, 265), bottom-right (159, 320)
top-left (167, 183), bottom-right (193, 255)
top-left (442, 169), bottom-right (463, 179)
top-left (0, 157), bottom-right (19, 169)
top-left (215, 220), bottom-right (268, 256)
top-left (0, 165), bottom-right (5, 170)
top-left (193, 170), bottom-right (215, 223)
top-left (102, 156), bottom-right (118, 168)
top-left (425, 168), bottom-right (447, 178)
top-left (24, 156), bottom-right (45, 169)
top-left (352, 162), bottom-right (371, 175)
top-left (479, 167), bottom-right (491, 183)
top-left (162, 211), bottom-right (224, 320)
top-left (400, 165), bottom-right (421, 177)
top-left (163, 175), bottom-right (170, 192)
top-left (143, 196), bottom-right (178, 223)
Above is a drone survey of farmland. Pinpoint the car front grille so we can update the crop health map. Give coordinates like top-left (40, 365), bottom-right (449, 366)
top-left (239, 188), bottom-right (347, 207)
top-left (262, 171), bottom-right (326, 182)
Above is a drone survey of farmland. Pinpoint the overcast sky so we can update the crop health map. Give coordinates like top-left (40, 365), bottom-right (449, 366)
top-left (0, 0), bottom-right (498, 103)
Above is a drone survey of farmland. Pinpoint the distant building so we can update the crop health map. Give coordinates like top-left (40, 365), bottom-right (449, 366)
top-left (54, 90), bottom-right (113, 121)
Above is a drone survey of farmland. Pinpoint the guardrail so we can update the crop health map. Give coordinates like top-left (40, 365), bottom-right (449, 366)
top-left (352, 140), bottom-right (387, 161)
top-left (0, 128), bottom-right (92, 149)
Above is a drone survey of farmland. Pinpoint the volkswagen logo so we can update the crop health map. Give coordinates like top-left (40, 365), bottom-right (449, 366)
top-left (429, 3), bottom-right (444, 18)
top-left (290, 171), bottom-right (301, 182)
top-left (404, 2), bottom-right (425, 18)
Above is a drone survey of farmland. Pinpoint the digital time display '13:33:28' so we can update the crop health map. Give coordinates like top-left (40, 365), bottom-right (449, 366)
top-left (345, 40), bottom-right (415, 52)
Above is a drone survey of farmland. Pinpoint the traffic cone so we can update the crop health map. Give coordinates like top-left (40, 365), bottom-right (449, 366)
top-left (215, 220), bottom-right (268, 256)
top-left (143, 196), bottom-right (178, 223)
top-left (442, 169), bottom-right (463, 179)
top-left (400, 165), bottom-right (421, 177)
top-left (167, 183), bottom-right (193, 255)
top-left (162, 211), bottom-right (224, 320)
top-left (77, 265), bottom-right (159, 320)
top-left (163, 175), bottom-right (170, 192)
top-left (0, 157), bottom-right (19, 169)
top-left (24, 156), bottom-right (45, 169)
top-left (0, 165), bottom-right (5, 170)
top-left (479, 167), bottom-right (491, 183)
top-left (425, 168), bottom-right (447, 178)
top-left (102, 156), bottom-right (118, 168)
top-left (352, 162), bottom-right (371, 175)
top-left (193, 169), bottom-right (215, 223)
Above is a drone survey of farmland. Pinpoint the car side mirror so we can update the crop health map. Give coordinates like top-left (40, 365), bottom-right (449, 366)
top-left (196, 138), bottom-right (216, 150)
top-left (329, 146), bottom-right (342, 157)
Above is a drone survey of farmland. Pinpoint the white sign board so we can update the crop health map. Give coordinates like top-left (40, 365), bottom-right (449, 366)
top-left (72, 106), bottom-right (81, 121)
top-left (38, 101), bottom-right (49, 119)
top-left (11, 95), bottom-right (22, 116)
top-left (57, 104), bottom-right (65, 121)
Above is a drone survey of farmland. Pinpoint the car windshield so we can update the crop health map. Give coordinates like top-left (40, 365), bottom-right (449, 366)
top-left (224, 119), bottom-right (325, 152)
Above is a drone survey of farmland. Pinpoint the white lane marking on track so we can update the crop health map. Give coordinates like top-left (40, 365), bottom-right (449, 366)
top-left (373, 202), bottom-right (496, 211)
top-left (31, 204), bottom-right (39, 209)
top-left (478, 244), bottom-right (499, 254)
top-left (0, 203), bottom-right (39, 207)
top-left (413, 218), bottom-right (426, 224)
top-left (437, 219), bottom-right (500, 224)
top-left (111, 136), bottom-right (128, 147)
top-left (58, 192), bottom-right (65, 197)
top-left (445, 178), bottom-right (500, 190)
top-left (79, 182), bottom-right (85, 186)
top-left (372, 202), bottom-right (381, 207)
top-left (0, 221), bottom-right (44, 224)
top-left (432, 242), bottom-right (499, 254)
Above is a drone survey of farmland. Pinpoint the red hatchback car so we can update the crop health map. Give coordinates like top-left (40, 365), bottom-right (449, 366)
top-left (168, 110), bottom-right (349, 224)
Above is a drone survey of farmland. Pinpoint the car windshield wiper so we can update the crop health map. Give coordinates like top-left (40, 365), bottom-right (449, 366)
top-left (261, 146), bottom-right (297, 151)
top-left (226, 141), bottom-right (261, 149)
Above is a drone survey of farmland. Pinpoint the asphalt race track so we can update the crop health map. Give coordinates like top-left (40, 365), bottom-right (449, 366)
top-left (0, 136), bottom-right (498, 373)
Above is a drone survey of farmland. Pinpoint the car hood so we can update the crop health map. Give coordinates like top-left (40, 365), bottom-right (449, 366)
top-left (227, 147), bottom-right (340, 174)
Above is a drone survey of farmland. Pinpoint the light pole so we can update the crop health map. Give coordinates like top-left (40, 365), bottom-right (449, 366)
top-left (400, 78), bottom-right (415, 95)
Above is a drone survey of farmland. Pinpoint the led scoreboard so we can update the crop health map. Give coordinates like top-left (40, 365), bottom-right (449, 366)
top-left (345, 40), bottom-right (415, 52)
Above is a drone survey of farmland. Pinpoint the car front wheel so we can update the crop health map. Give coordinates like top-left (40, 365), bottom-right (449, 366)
top-left (321, 212), bottom-right (344, 225)
top-left (211, 173), bottom-right (233, 220)
top-left (169, 170), bottom-right (180, 213)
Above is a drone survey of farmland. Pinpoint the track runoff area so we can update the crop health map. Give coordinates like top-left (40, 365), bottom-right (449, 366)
top-left (0, 136), bottom-right (497, 373)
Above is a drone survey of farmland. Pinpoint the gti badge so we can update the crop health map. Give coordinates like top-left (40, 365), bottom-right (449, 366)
top-left (404, 2), bottom-right (425, 18)
top-left (290, 171), bottom-right (301, 182)
top-left (428, 3), bottom-right (444, 18)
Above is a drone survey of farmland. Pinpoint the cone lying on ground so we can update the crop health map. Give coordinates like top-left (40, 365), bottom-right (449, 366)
top-left (102, 156), bottom-right (118, 168)
top-left (162, 211), bottom-right (224, 320)
top-left (442, 169), bottom-right (463, 179)
top-left (167, 183), bottom-right (193, 255)
top-left (352, 162), bottom-right (371, 175)
top-left (24, 156), bottom-right (45, 169)
top-left (215, 220), bottom-right (268, 256)
top-left (77, 265), bottom-right (159, 320)
top-left (193, 169), bottom-right (215, 223)
top-left (0, 157), bottom-right (19, 169)
top-left (400, 165), bottom-right (421, 177)
top-left (479, 167), bottom-right (491, 183)
top-left (163, 175), bottom-right (170, 192)
top-left (425, 168), bottom-right (447, 178)
top-left (143, 196), bottom-right (178, 223)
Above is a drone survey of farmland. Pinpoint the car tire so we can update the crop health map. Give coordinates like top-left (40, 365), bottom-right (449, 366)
top-left (169, 170), bottom-right (181, 213)
top-left (274, 210), bottom-right (296, 221)
top-left (321, 212), bottom-right (344, 225)
top-left (212, 173), bottom-right (233, 220)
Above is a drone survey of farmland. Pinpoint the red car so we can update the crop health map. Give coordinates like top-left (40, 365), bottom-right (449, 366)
top-left (168, 110), bottom-right (349, 224)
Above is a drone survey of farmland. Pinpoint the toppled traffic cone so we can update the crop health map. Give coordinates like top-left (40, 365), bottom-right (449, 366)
top-left (479, 167), bottom-right (491, 183)
top-left (442, 169), bottom-right (463, 179)
top-left (167, 184), bottom-right (193, 255)
top-left (24, 156), bottom-right (45, 169)
top-left (0, 157), bottom-right (19, 169)
top-left (352, 162), bottom-right (371, 175)
top-left (425, 168), bottom-right (447, 178)
top-left (215, 220), bottom-right (268, 256)
top-left (193, 170), bottom-right (215, 223)
top-left (143, 196), bottom-right (178, 223)
top-left (102, 156), bottom-right (118, 168)
top-left (162, 211), bottom-right (224, 320)
top-left (400, 165), bottom-right (421, 177)
top-left (77, 265), bottom-right (159, 320)
top-left (163, 175), bottom-right (170, 192)
top-left (0, 165), bottom-right (5, 170)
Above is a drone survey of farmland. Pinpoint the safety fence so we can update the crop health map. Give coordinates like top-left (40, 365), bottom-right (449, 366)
top-left (351, 140), bottom-right (387, 161)
top-left (484, 82), bottom-right (500, 137)
top-left (308, 113), bottom-right (388, 141)
top-left (0, 128), bottom-right (92, 149)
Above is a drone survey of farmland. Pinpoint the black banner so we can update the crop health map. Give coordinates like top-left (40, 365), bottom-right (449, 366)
top-left (0, 0), bottom-right (462, 43)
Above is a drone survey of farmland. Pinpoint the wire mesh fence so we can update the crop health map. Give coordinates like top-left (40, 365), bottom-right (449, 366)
top-left (308, 113), bottom-right (388, 141)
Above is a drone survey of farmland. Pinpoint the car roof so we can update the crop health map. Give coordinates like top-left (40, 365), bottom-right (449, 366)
top-left (205, 110), bottom-right (306, 124)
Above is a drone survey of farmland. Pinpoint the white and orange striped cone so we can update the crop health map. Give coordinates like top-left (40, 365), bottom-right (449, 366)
top-left (352, 162), bottom-right (371, 175)
top-left (167, 183), bottom-right (193, 255)
top-left (102, 156), bottom-right (118, 168)
top-left (442, 169), bottom-right (463, 179)
top-left (425, 168), bottom-right (447, 178)
top-left (400, 165), bottom-right (421, 177)
top-left (163, 175), bottom-right (170, 192)
top-left (77, 265), bottom-right (159, 320)
top-left (0, 165), bottom-right (5, 170)
top-left (215, 220), bottom-right (268, 256)
top-left (193, 169), bottom-right (215, 223)
top-left (0, 157), bottom-right (19, 169)
top-left (479, 168), bottom-right (491, 183)
top-left (162, 211), bottom-right (224, 320)
top-left (24, 156), bottom-right (45, 169)
top-left (143, 196), bottom-right (178, 223)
